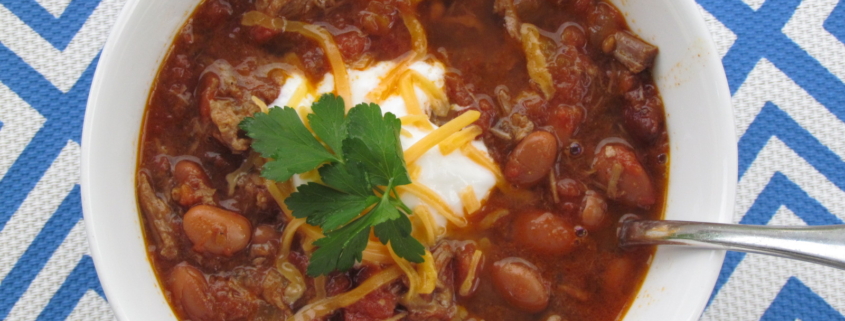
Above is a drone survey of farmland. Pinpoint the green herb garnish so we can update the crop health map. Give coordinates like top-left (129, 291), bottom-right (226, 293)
top-left (240, 94), bottom-right (425, 276)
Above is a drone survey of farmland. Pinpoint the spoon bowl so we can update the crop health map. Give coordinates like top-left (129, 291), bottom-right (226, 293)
top-left (620, 220), bottom-right (845, 269)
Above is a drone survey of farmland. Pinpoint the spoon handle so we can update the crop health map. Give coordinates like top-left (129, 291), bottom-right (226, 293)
top-left (619, 220), bottom-right (845, 269)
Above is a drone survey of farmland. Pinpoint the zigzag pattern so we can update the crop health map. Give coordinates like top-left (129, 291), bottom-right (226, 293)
top-left (31, 0), bottom-right (73, 18)
top-left (0, 0), bottom-right (98, 49)
top-left (1, 0), bottom-right (845, 319)
top-left (0, 0), bottom-right (122, 319)
top-left (698, 0), bottom-right (845, 319)
top-left (0, 0), bottom-right (121, 92)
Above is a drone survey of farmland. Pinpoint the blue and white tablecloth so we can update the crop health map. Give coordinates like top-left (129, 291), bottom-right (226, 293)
top-left (1, 0), bottom-right (844, 320)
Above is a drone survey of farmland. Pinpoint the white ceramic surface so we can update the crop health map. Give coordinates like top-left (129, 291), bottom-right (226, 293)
top-left (80, 0), bottom-right (736, 320)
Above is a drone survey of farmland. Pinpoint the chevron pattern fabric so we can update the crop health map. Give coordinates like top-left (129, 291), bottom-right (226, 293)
top-left (0, 0), bottom-right (843, 320)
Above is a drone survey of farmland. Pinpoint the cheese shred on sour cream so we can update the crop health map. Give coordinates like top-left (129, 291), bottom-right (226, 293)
top-left (267, 59), bottom-right (498, 253)
top-left (275, 59), bottom-right (498, 229)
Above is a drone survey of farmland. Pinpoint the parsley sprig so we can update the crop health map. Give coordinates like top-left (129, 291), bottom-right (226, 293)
top-left (240, 94), bottom-right (425, 276)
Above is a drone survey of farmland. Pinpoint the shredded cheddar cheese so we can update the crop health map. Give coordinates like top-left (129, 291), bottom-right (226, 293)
top-left (369, 52), bottom-right (416, 102)
top-left (459, 250), bottom-right (483, 296)
top-left (278, 218), bottom-right (306, 261)
top-left (252, 96), bottom-right (269, 113)
top-left (399, 71), bottom-right (425, 116)
top-left (459, 185), bottom-right (481, 215)
top-left (287, 79), bottom-right (310, 109)
top-left (398, 183), bottom-right (467, 227)
top-left (400, 115), bottom-right (435, 130)
top-left (241, 12), bottom-right (351, 107)
top-left (408, 70), bottom-right (449, 116)
top-left (480, 208), bottom-right (510, 230)
top-left (362, 240), bottom-right (394, 264)
top-left (314, 275), bottom-right (327, 301)
top-left (298, 168), bottom-right (322, 184)
top-left (407, 162), bottom-right (422, 181)
top-left (461, 143), bottom-right (506, 187)
top-left (404, 110), bottom-right (480, 164)
top-left (439, 125), bottom-right (482, 155)
top-left (265, 180), bottom-right (294, 219)
top-left (413, 205), bottom-right (437, 245)
top-left (228, 152), bottom-right (261, 196)
top-left (388, 243), bottom-right (420, 300)
top-left (285, 21), bottom-right (351, 109)
top-left (384, 313), bottom-right (409, 321)
top-left (401, 128), bottom-right (413, 138)
top-left (402, 11), bottom-right (428, 58)
top-left (292, 266), bottom-right (404, 321)
top-left (278, 261), bottom-right (306, 304)
top-left (416, 250), bottom-right (437, 294)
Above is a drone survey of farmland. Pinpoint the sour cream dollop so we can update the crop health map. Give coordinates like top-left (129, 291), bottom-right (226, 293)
top-left (271, 59), bottom-right (497, 231)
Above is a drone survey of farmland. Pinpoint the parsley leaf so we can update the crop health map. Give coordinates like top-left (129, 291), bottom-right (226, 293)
top-left (374, 214), bottom-right (425, 263)
top-left (368, 188), bottom-right (404, 226)
top-left (319, 161), bottom-right (373, 197)
top-left (241, 94), bottom-right (426, 277)
top-left (345, 103), bottom-right (411, 187)
top-left (308, 218), bottom-right (371, 276)
top-left (307, 93), bottom-right (347, 159)
top-left (284, 182), bottom-right (378, 232)
top-left (240, 107), bottom-right (340, 182)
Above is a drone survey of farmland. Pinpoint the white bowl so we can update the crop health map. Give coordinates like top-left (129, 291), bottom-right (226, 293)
top-left (81, 0), bottom-right (736, 320)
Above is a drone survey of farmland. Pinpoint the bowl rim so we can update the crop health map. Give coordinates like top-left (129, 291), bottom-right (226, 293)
top-left (81, 0), bottom-right (737, 320)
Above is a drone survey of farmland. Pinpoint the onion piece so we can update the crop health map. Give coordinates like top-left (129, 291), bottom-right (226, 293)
top-left (520, 23), bottom-right (555, 99)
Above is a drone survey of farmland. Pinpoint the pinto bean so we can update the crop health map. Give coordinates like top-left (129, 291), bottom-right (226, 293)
top-left (249, 224), bottom-right (279, 258)
top-left (491, 258), bottom-right (550, 313)
top-left (556, 177), bottom-right (585, 213)
top-left (175, 160), bottom-right (209, 184)
top-left (587, 2), bottom-right (624, 48)
top-left (623, 92), bottom-right (663, 143)
top-left (183, 205), bottom-right (252, 256)
top-left (335, 31), bottom-right (370, 61)
top-left (592, 143), bottom-right (655, 207)
top-left (249, 25), bottom-right (278, 43)
top-left (168, 263), bottom-right (215, 321)
top-left (444, 72), bottom-right (475, 107)
top-left (172, 160), bottom-right (216, 207)
top-left (547, 105), bottom-right (583, 143)
top-left (194, 0), bottom-right (232, 30)
top-left (251, 224), bottom-right (278, 245)
top-left (581, 190), bottom-right (608, 229)
top-left (561, 24), bottom-right (587, 48)
top-left (326, 272), bottom-right (352, 297)
top-left (504, 131), bottom-right (558, 186)
top-left (514, 210), bottom-right (576, 255)
top-left (359, 0), bottom-right (398, 36)
top-left (603, 257), bottom-right (634, 293)
top-left (429, 0), bottom-right (445, 20)
top-left (556, 178), bottom-right (584, 200)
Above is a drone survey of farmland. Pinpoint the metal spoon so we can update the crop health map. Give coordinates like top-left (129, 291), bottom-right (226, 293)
top-left (618, 220), bottom-right (845, 269)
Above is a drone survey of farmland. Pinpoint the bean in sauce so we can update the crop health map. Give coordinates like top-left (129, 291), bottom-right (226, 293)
top-left (182, 205), bottom-right (252, 256)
